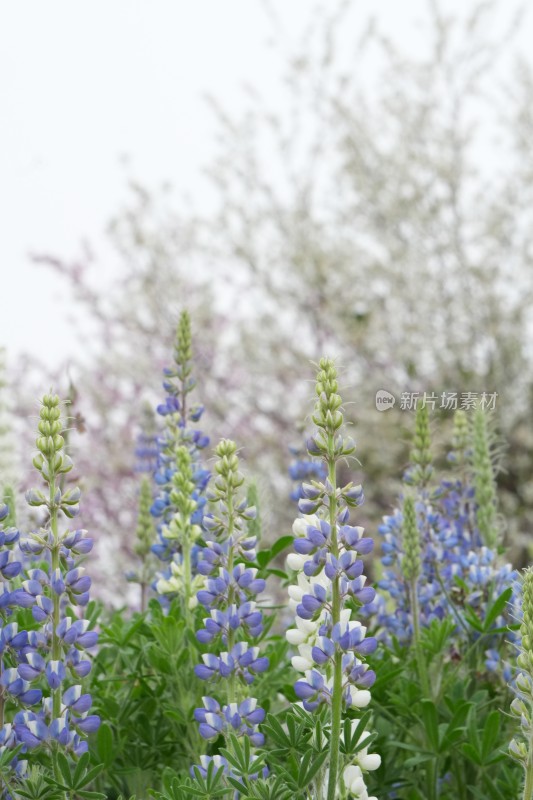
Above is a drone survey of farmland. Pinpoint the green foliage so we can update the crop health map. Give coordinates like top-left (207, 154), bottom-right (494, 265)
top-left (87, 600), bottom-right (207, 797)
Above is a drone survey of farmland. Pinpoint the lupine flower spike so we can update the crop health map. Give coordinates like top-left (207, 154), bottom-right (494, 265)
top-left (193, 439), bottom-right (268, 782)
top-left (126, 476), bottom-right (156, 612)
top-left (16, 393), bottom-right (99, 756)
top-left (0, 499), bottom-right (30, 780)
top-left (375, 405), bottom-right (516, 681)
top-left (151, 312), bottom-right (210, 611)
top-left (471, 407), bottom-right (499, 550)
top-left (509, 567), bottom-right (533, 799)
top-left (286, 358), bottom-right (380, 800)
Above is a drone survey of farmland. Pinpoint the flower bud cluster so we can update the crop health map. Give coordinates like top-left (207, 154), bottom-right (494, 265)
top-left (509, 568), bottom-right (533, 783)
top-left (342, 724), bottom-right (380, 800)
top-left (288, 445), bottom-right (327, 503)
top-left (126, 476), bottom-right (157, 611)
top-left (0, 501), bottom-right (30, 777)
top-left (286, 358), bottom-right (380, 799)
top-left (471, 407), bottom-right (498, 549)
top-left (192, 439), bottom-right (268, 778)
top-left (150, 313), bottom-right (210, 604)
top-left (374, 408), bottom-right (517, 675)
top-left (0, 394), bottom-right (99, 776)
top-left (134, 404), bottom-right (159, 474)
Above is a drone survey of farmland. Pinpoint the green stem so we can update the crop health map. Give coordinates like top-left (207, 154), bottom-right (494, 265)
top-left (326, 450), bottom-right (342, 800)
top-left (140, 581), bottom-right (147, 614)
top-left (409, 579), bottom-right (437, 800)
top-left (0, 657), bottom-right (4, 729)
top-left (524, 766), bottom-right (533, 800)
top-left (409, 579), bottom-right (430, 699)
top-left (182, 538), bottom-right (192, 627)
top-left (49, 471), bottom-right (61, 721)
top-left (524, 721), bottom-right (533, 800)
top-left (226, 493), bottom-right (236, 706)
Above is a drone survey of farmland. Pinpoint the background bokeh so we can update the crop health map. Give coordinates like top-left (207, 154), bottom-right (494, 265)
top-left (2, 0), bottom-right (533, 600)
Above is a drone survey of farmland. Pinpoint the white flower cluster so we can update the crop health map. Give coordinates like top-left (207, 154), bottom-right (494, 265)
top-left (156, 555), bottom-right (204, 608)
top-left (286, 515), bottom-right (373, 708)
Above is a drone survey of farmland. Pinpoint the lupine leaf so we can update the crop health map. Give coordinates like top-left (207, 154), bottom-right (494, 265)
top-left (55, 752), bottom-right (73, 787)
top-left (481, 711), bottom-right (501, 760)
top-left (96, 722), bottom-right (114, 768)
top-left (482, 587), bottom-right (513, 631)
top-left (297, 748), bottom-right (328, 788)
top-left (420, 700), bottom-right (440, 752)
top-left (339, 711), bottom-right (372, 755)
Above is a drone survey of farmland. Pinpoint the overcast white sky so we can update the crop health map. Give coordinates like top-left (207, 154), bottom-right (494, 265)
top-left (0, 0), bottom-right (529, 371)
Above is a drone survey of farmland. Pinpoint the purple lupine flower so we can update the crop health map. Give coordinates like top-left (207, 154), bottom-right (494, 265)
top-left (2, 393), bottom-right (102, 764)
top-left (149, 313), bottom-right (211, 610)
top-left (285, 359), bottom-right (380, 797)
top-left (191, 439), bottom-right (268, 784)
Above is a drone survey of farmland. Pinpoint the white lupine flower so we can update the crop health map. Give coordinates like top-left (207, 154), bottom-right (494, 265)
top-left (286, 553), bottom-right (306, 571)
top-left (288, 571), bottom-right (330, 609)
top-left (340, 609), bottom-right (352, 625)
top-left (343, 765), bottom-right (367, 795)
top-left (292, 514), bottom-right (320, 537)
top-left (347, 686), bottom-right (371, 708)
top-left (156, 563), bottom-right (204, 601)
top-left (286, 617), bottom-right (318, 646)
top-left (291, 644), bottom-right (314, 672)
top-left (359, 752), bottom-right (381, 771)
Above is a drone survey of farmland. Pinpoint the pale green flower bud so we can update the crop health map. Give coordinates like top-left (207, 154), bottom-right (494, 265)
top-left (471, 408), bottom-right (498, 548)
top-left (401, 494), bottom-right (421, 582)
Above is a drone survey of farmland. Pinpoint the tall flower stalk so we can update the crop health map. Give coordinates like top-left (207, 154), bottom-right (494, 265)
top-left (286, 358), bottom-right (379, 800)
top-left (510, 567), bottom-right (533, 799)
top-left (471, 407), bottom-right (499, 549)
top-left (16, 393), bottom-right (99, 754)
top-left (401, 492), bottom-right (429, 698)
top-left (127, 476), bottom-right (156, 612)
top-left (150, 312), bottom-right (210, 611)
top-left (193, 439), bottom-right (268, 780)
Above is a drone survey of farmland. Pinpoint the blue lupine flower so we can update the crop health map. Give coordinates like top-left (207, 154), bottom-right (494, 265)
top-left (148, 313), bottom-right (211, 610)
top-left (191, 439), bottom-right (268, 784)
top-left (0, 393), bottom-right (102, 768)
top-left (371, 408), bottom-right (519, 681)
top-left (288, 446), bottom-right (328, 502)
top-left (285, 360), bottom-right (381, 798)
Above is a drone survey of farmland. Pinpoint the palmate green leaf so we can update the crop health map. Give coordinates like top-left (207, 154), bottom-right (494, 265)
top-left (264, 568), bottom-right (288, 579)
top-left (481, 710), bottom-right (501, 761)
top-left (219, 734), bottom-right (267, 778)
top-left (419, 618), bottom-right (457, 657)
top-left (256, 536), bottom-right (294, 570)
top-left (339, 711), bottom-right (373, 756)
top-left (461, 708), bottom-right (506, 768)
top-left (463, 606), bottom-right (484, 633)
top-left (482, 587), bottom-right (513, 631)
top-left (186, 761), bottom-right (231, 798)
top-left (228, 775), bottom-right (294, 800)
top-left (270, 536), bottom-right (295, 560)
top-left (96, 722), bottom-right (114, 768)
top-left (420, 701), bottom-right (440, 752)
top-left (262, 714), bottom-right (291, 748)
top-left (403, 753), bottom-right (435, 768)
top-left (262, 711), bottom-right (312, 752)
top-left (297, 747), bottom-right (329, 789)
top-left (439, 700), bottom-right (472, 751)
top-left (54, 751), bottom-right (73, 787)
top-left (461, 743), bottom-right (483, 766)
top-left (49, 751), bottom-right (105, 796)
top-left (468, 764), bottom-right (523, 800)
top-left (0, 743), bottom-right (23, 770)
